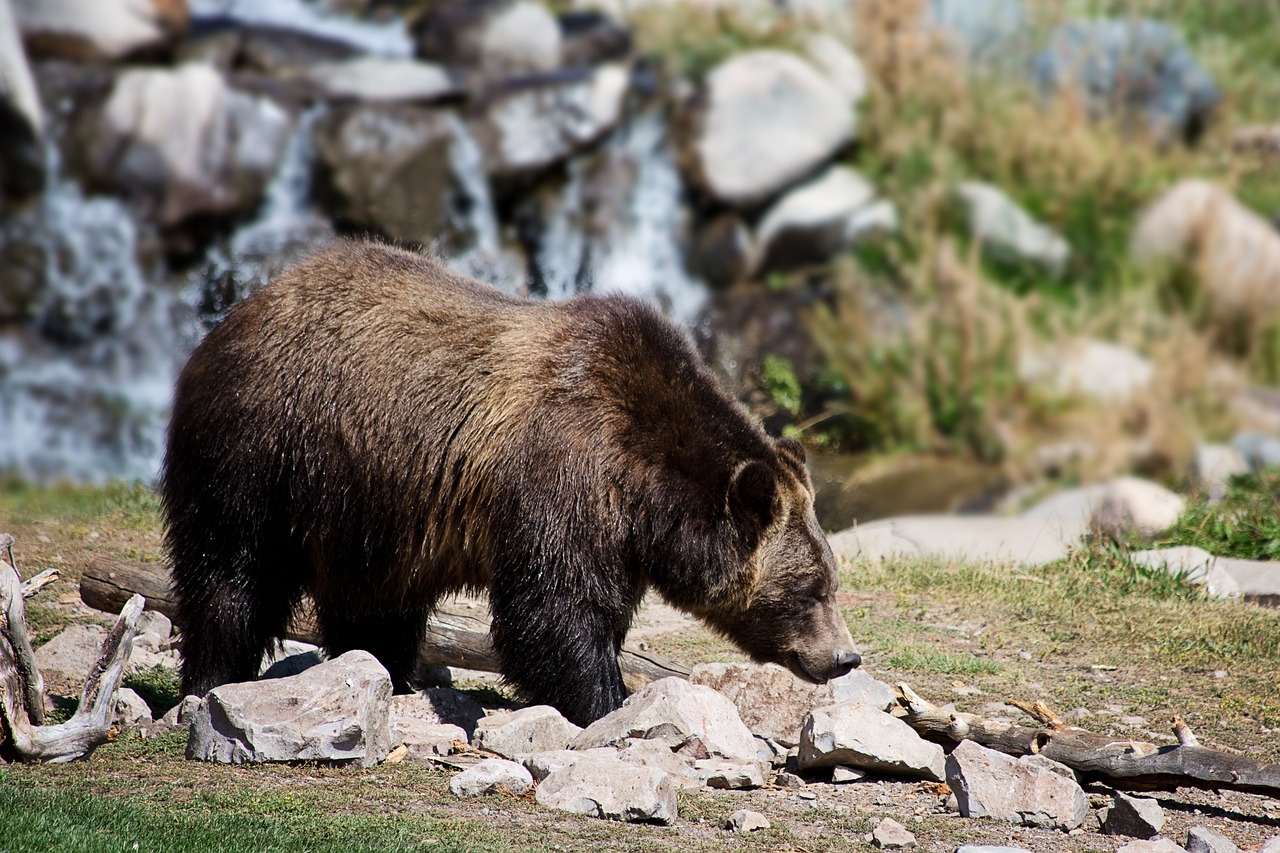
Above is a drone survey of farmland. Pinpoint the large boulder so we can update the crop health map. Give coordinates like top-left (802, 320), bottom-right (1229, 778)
top-left (11, 0), bottom-right (188, 60)
top-left (798, 700), bottom-right (946, 781)
top-left (1132, 180), bottom-right (1280, 320)
top-left (685, 50), bottom-right (853, 207)
top-left (73, 63), bottom-right (290, 252)
top-left (570, 677), bottom-right (757, 762)
top-left (536, 757), bottom-right (677, 824)
top-left (831, 515), bottom-right (1088, 566)
top-left (1034, 19), bottom-right (1219, 143)
top-left (691, 662), bottom-right (894, 746)
top-left (754, 165), bottom-right (895, 274)
top-left (413, 0), bottom-right (562, 76)
top-left (946, 740), bottom-right (1087, 830)
top-left (0, 0), bottom-right (44, 201)
top-left (186, 650), bottom-right (393, 767)
top-left (468, 64), bottom-right (629, 179)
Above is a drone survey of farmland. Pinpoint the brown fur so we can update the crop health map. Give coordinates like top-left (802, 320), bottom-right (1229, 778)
top-left (162, 240), bottom-right (858, 725)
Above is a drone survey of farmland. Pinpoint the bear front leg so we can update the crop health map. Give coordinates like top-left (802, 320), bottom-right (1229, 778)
top-left (489, 590), bottom-right (629, 728)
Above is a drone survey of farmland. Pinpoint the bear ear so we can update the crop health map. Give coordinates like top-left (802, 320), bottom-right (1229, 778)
top-left (775, 436), bottom-right (807, 478)
top-left (728, 460), bottom-right (780, 531)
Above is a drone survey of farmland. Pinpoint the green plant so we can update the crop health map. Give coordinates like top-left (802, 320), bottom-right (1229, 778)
top-left (1155, 471), bottom-right (1280, 560)
top-left (124, 664), bottom-right (183, 719)
top-left (760, 354), bottom-right (803, 416)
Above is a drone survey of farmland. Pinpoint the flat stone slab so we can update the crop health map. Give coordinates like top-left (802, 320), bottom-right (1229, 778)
top-left (536, 757), bottom-right (677, 824)
top-left (831, 515), bottom-right (1088, 566)
top-left (798, 700), bottom-right (945, 781)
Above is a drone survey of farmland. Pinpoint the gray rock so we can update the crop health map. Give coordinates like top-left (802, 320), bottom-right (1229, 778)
top-left (536, 757), bottom-right (677, 824)
top-left (1022, 476), bottom-right (1185, 541)
top-left (616, 738), bottom-right (699, 787)
top-left (34, 624), bottom-right (107, 691)
top-left (925, 0), bottom-right (1030, 70)
top-left (1186, 826), bottom-right (1240, 853)
top-left (302, 58), bottom-right (462, 103)
top-left (155, 694), bottom-right (202, 733)
top-left (390, 695), bottom-right (468, 761)
top-left (392, 688), bottom-right (486, 739)
top-left (691, 662), bottom-right (892, 746)
top-left (1103, 792), bottom-right (1166, 838)
top-left (11, 0), bottom-right (188, 61)
top-left (1129, 547), bottom-right (1241, 599)
top-left (691, 212), bottom-right (757, 288)
top-left (755, 165), bottom-right (893, 274)
top-left (469, 64), bottom-right (628, 178)
top-left (570, 677), bottom-right (757, 762)
top-left (77, 64), bottom-right (291, 235)
top-left (831, 515), bottom-right (1088, 567)
top-left (687, 49), bottom-right (854, 207)
top-left (726, 808), bottom-right (770, 833)
top-left (0, 0), bottom-right (44, 201)
top-left (259, 643), bottom-right (325, 680)
top-left (1019, 340), bottom-right (1155, 406)
top-left (955, 181), bottom-right (1069, 274)
top-left (695, 757), bottom-right (765, 789)
top-left (448, 757), bottom-right (533, 798)
top-left (474, 705), bottom-right (583, 758)
top-left (831, 764), bottom-right (868, 783)
top-left (521, 747), bottom-right (618, 782)
top-left (1115, 841), bottom-right (1187, 853)
top-left (798, 701), bottom-right (946, 781)
top-left (186, 650), bottom-right (392, 767)
top-left (872, 817), bottom-right (916, 849)
top-left (1217, 556), bottom-right (1280, 607)
top-left (1132, 181), bottom-right (1280, 320)
top-left (1035, 19), bottom-right (1219, 143)
top-left (414, 0), bottom-right (562, 76)
top-left (1192, 444), bottom-right (1249, 504)
top-left (1260, 837), bottom-right (1280, 853)
top-left (773, 771), bottom-right (805, 789)
top-left (946, 740), bottom-right (1087, 830)
top-left (1234, 432), bottom-right (1280, 473)
top-left (135, 611), bottom-right (173, 649)
top-left (113, 687), bottom-right (152, 731)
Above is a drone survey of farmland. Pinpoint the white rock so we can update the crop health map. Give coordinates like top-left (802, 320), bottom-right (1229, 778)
top-left (1192, 444), bottom-right (1249, 504)
top-left (34, 624), bottom-right (107, 689)
top-left (1019, 339), bottom-right (1154, 405)
top-left (726, 808), bottom-right (770, 833)
top-left (616, 738), bottom-right (699, 786)
top-left (1259, 836), bottom-right (1280, 853)
top-left (690, 50), bottom-right (854, 207)
top-left (1129, 547), bottom-right (1242, 599)
top-left (154, 694), bottom-right (201, 734)
top-left (1022, 476), bottom-right (1186, 540)
top-left (695, 757), bottom-right (765, 789)
top-left (390, 694), bottom-right (468, 761)
top-left (799, 33), bottom-right (867, 107)
top-left (1133, 180), bottom-right (1280, 318)
top-left (946, 740), bottom-right (1087, 830)
top-left (186, 650), bottom-right (392, 767)
top-left (831, 515), bottom-right (1088, 567)
top-left (1185, 825), bottom-right (1241, 853)
top-left (11, 0), bottom-right (187, 60)
top-left (303, 58), bottom-right (458, 103)
top-left (520, 748), bottom-right (617, 781)
top-left (831, 764), bottom-right (868, 783)
top-left (1217, 556), bottom-right (1280, 606)
top-left (536, 757), bottom-right (677, 824)
top-left (135, 611), bottom-right (172, 649)
top-left (690, 661), bottom-right (893, 746)
top-left (956, 181), bottom-right (1070, 274)
top-left (798, 701), bottom-right (946, 781)
top-left (480, 1), bottom-right (562, 75)
top-left (473, 705), bottom-right (583, 759)
top-left (755, 165), bottom-right (893, 273)
top-left (570, 677), bottom-right (758, 762)
top-left (872, 817), bottom-right (916, 849)
top-left (113, 687), bottom-right (153, 731)
top-left (448, 757), bottom-right (533, 798)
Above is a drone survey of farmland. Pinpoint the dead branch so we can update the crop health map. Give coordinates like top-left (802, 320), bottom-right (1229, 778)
top-left (21, 568), bottom-right (59, 599)
top-left (895, 683), bottom-right (1280, 799)
top-left (2, 555), bottom-right (145, 762)
top-left (81, 558), bottom-right (691, 689)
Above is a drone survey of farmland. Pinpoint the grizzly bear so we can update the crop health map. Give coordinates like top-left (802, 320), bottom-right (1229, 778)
top-left (162, 240), bottom-right (859, 726)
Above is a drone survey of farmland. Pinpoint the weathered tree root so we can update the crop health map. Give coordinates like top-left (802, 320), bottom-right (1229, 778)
top-left (1, 541), bottom-right (144, 763)
top-left (895, 683), bottom-right (1280, 800)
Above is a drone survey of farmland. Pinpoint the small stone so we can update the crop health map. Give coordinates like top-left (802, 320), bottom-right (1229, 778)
top-left (831, 765), bottom-right (868, 783)
top-left (113, 687), bottom-right (152, 731)
top-left (1119, 715), bottom-right (1149, 728)
top-left (695, 758), bottom-right (765, 790)
top-left (956, 181), bottom-right (1070, 274)
top-left (1185, 826), bottom-right (1241, 853)
top-left (726, 808), bottom-right (771, 833)
top-left (448, 758), bottom-right (533, 798)
top-left (773, 771), bottom-right (805, 789)
top-left (797, 790), bottom-right (817, 800)
top-left (473, 705), bottom-right (582, 759)
top-left (872, 817), bottom-right (916, 849)
top-left (946, 740), bottom-right (1087, 830)
top-left (1102, 793), bottom-right (1166, 839)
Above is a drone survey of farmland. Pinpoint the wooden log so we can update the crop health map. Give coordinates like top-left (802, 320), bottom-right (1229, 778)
top-left (3, 554), bottom-right (146, 762)
top-left (81, 559), bottom-right (691, 688)
top-left (895, 683), bottom-right (1280, 800)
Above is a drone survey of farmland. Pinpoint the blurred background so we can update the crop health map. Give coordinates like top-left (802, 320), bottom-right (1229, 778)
top-left (1, 0), bottom-right (1278, 533)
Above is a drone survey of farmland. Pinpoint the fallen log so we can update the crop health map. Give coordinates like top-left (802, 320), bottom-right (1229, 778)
top-left (81, 558), bottom-right (691, 689)
top-left (2, 547), bottom-right (145, 762)
top-left (895, 683), bottom-right (1280, 800)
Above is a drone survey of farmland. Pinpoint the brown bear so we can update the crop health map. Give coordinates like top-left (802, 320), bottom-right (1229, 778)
top-left (162, 240), bottom-right (859, 726)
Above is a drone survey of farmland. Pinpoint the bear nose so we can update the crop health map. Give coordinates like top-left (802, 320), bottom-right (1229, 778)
top-left (832, 649), bottom-right (861, 678)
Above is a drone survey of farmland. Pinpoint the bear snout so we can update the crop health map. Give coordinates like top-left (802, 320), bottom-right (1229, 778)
top-left (832, 648), bottom-right (861, 678)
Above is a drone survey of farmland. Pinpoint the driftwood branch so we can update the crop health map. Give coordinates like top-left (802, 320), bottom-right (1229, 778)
top-left (895, 683), bottom-right (1280, 799)
top-left (21, 568), bottom-right (59, 599)
top-left (81, 559), bottom-right (691, 689)
top-left (2, 553), bottom-right (145, 762)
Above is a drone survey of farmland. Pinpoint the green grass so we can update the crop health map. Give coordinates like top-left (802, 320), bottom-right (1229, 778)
top-left (124, 664), bottom-right (184, 719)
top-left (1155, 471), bottom-right (1280, 561)
top-left (0, 479), bottom-right (161, 529)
